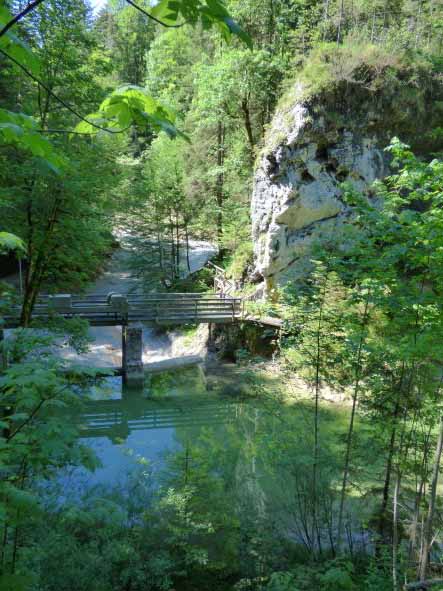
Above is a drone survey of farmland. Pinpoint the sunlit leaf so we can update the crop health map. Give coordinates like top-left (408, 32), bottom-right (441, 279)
top-left (0, 231), bottom-right (25, 254)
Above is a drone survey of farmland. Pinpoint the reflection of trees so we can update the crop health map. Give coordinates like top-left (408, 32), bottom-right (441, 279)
top-left (70, 381), bottom-right (376, 569)
top-left (161, 394), bottom-right (372, 567)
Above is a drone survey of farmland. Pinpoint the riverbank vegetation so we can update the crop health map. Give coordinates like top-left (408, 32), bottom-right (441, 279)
top-left (2, 1), bottom-right (443, 590)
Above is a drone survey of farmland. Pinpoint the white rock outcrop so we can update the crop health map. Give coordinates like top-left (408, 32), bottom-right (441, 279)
top-left (251, 87), bottom-right (389, 289)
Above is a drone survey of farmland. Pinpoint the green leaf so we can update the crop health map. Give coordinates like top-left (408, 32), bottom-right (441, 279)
top-left (0, 232), bottom-right (25, 255)
top-left (0, 109), bottom-right (65, 173)
top-left (150, 0), bottom-right (179, 24)
top-left (222, 17), bottom-right (253, 48)
top-left (80, 86), bottom-right (184, 139)
top-left (0, 28), bottom-right (41, 76)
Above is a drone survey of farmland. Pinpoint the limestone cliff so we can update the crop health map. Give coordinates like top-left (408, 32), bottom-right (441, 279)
top-left (251, 47), bottom-right (443, 290)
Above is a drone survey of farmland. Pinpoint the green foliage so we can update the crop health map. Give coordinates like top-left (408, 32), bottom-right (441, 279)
top-left (2, 0), bottom-right (443, 588)
top-left (151, 0), bottom-right (252, 48)
top-left (0, 231), bottom-right (25, 255)
top-left (278, 140), bottom-right (443, 581)
top-left (0, 330), bottom-right (103, 580)
top-left (0, 109), bottom-right (65, 172)
top-left (263, 571), bottom-right (300, 591)
top-left (298, 42), bottom-right (402, 96)
top-left (76, 85), bottom-right (187, 139)
top-left (0, 4), bottom-right (40, 76)
top-left (318, 563), bottom-right (355, 591)
top-left (226, 241), bottom-right (253, 281)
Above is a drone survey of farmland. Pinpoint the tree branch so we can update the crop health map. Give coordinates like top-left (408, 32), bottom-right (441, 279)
top-left (124, 0), bottom-right (186, 27)
top-left (37, 128), bottom-right (131, 135)
top-left (0, 0), bottom-right (46, 38)
top-left (0, 48), bottom-right (128, 135)
top-left (6, 385), bottom-right (69, 442)
top-left (0, 0), bottom-right (185, 40)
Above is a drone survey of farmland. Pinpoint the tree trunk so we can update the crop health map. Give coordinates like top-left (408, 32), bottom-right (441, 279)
top-left (337, 0), bottom-right (345, 44)
top-left (241, 95), bottom-right (255, 157)
top-left (418, 415), bottom-right (443, 581)
top-left (311, 279), bottom-right (327, 555)
top-left (20, 195), bottom-right (62, 326)
top-left (216, 120), bottom-right (225, 242)
top-left (185, 222), bottom-right (191, 273)
top-left (336, 292), bottom-right (370, 551)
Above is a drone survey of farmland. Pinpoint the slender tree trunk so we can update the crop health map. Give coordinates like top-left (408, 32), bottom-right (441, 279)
top-left (322, 0), bottom-right (330, 40)
top-left (241, 95), bottom-right (255, 157)
top-left (312, 280), bottom-right (327, 555)
top-left (418, 415), bottom-right (443, 581)
top-left (20, 197), bottom-right (62, 326)
top-left (175, 213), bottom-right (180, 274)
top-left (409, 426), bottom-right (432, 563)
top-left (216, 120), bottom-right (225, 242)
top-left (157, 228), bottom-right (164, 272)
top-left (268, 0), bottom-right (275, 45)
top-left (185, 222), bottom-right (191, 273)
top-left (428, 0), bottom-right (435, 47)
top-left (414, 0), bottom-right (423, 49)
top-left (169, 213), bottom-right (176, 280)
top-left (336, 292), bottom-right (370, 551)
top-left (337, 0), bottom-right (345, 44)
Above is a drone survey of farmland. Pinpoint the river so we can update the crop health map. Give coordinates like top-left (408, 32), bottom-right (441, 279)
top-left (34, 232), bottom-right (370, 581)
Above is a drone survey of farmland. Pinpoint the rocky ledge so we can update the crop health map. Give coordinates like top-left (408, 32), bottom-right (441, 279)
top-left (251, 47), bottom-right (443, 291)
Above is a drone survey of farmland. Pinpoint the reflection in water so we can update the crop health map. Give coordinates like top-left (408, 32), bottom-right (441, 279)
top-left (51, 366), bottom-right (373, 559)
top-left (58, 368), bottom-right (243, 495)
top-left (79, 394), bottom-right (239, 442)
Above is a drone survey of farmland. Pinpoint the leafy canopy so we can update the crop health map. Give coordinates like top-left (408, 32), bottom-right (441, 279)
top-left (151, 0), bottom-right (252, 48)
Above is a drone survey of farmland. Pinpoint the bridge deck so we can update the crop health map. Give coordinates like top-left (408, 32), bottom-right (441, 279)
top-left (79, 398), bottom-right (238, 439)
top-left (4, 293), bottom-right (243, 328)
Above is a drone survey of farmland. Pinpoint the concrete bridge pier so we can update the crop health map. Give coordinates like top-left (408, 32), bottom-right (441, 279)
top-left (122, 323), bottom-right (144, 390)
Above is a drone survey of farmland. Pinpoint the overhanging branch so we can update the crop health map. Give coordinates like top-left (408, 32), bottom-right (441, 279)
top-left (0, 0), bottom-right (185, 39)
top-left (0, 48), bottom-right (127, 135)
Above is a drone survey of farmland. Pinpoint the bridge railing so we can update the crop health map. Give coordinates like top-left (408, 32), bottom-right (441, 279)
top-left (206, 261), bottom-right (236, 296)
top-left (4, 292), bottom-right (244, 327)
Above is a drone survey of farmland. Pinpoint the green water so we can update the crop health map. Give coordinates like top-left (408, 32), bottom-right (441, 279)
top-left (38, 364), bottom-right (379, 589)
top-left (54, 366), bottom-right (372, 531)
top-left (29, 365), bottom-right (385, 590)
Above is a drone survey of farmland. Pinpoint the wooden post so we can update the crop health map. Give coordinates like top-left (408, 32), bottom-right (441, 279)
top-left (122, 323), bottom-right (144, 390)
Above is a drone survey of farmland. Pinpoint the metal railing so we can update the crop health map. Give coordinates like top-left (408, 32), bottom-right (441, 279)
top-left (4, 292), bottom-right (243, 328)
top-left (206, 261), bottom-right (236, 296)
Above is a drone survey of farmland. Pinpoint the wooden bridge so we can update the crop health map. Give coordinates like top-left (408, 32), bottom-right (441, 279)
top-left (3, 292), bottom-right (243, 329)
top-left (2, 292), bottom-right (244, 390)
top-left (2, 290), bottom-right (281, 389)
top-left (77, 397), bottom-right (239, 442)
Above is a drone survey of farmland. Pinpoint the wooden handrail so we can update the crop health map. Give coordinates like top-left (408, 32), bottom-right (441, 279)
top-left (4, 292), bottom-right (243, 328)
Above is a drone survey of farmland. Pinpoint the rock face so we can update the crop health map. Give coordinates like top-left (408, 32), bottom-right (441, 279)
top-left (251, 62), bottom-right (443, 290)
